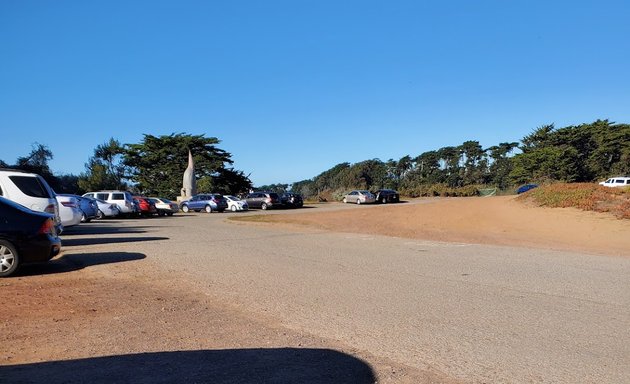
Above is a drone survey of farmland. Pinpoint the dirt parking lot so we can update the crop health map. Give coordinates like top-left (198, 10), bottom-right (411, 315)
top-left (252, 196), bottom-right (630, 257)
top-left (2, 196), bottom-right (628, 383)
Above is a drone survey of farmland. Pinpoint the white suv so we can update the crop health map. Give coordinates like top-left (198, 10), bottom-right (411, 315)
top-left (82, 190), bottom-right (136, 214)
top-left (0, 169), bottom-right (60, 226)
top-left (599, 177), bottom-right (630, 187)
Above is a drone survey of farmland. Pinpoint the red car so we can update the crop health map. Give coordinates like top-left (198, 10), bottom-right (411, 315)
top-left (133, 196), bottom-right (157, 217)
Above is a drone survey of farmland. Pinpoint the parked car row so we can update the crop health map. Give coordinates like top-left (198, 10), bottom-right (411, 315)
top-left (342, 189), bottom-right (400, 204)
top-left (242, 192), bottom-right (304, 210)
top-left (178, 191), bottom-right (306, 213)
top-left (81, 190), bottom-right (181, 219)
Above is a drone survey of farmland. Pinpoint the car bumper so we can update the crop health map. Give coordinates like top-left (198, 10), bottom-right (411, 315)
top-left (18, 234), bottom-right (61, 263)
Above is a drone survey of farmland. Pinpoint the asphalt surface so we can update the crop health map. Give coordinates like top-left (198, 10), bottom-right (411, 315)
top-left (62, 208), bottom-right (630, 383)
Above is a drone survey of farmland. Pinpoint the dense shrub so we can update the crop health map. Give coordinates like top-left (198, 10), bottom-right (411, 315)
top-left (399, 184), bottom-right (481, 198)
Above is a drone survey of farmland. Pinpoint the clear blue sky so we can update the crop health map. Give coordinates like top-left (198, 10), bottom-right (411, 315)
top-left (2, 1), bottom-right (629, 186)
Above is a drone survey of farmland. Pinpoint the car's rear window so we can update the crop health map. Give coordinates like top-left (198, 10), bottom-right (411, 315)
top-left (8, 175), bottom-right (52, 198)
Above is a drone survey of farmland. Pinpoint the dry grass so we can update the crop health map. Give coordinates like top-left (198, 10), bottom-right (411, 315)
top-left (517, 183), bottom-right (630, 219)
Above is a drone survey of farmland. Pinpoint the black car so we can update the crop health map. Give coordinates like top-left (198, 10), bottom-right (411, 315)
top-left (374, 189), bottom-right (400, 204)
top-left (0, 196), bottom-right (61, 277)
top-left (280, 192), bottom-right (304, 208)
top-left (244, 192), bottom-right (282, 210)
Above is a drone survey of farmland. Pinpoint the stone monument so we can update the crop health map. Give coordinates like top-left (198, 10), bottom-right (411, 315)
top-left (178, 150), bottom-right (197, 203)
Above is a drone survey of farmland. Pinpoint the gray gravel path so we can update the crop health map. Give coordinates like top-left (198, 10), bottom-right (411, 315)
top-left (103, 211), bottom-right (629, 383)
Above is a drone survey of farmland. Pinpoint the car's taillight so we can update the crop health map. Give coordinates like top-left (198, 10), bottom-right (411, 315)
top-left (38, 218), bottom-right (55, 235)
top-left (44, 204), bottom-right (56, 214)
top-left (61, 201), bottom-right (77, 208)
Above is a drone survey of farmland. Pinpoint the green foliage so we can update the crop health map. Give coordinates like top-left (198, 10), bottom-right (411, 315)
top-left (510, 120), bottom-right (630, 184)
top-left (256, 183), bottom-right (289, 193)
top-left (400, 184), bottom-right (480, 198)
top-left (123, 133), bottom-right (251, 198)
top-left (294, 120), bottom-right (629, 200)
top-left (213, 168), bottom-right (252, 195)
top-left (78, 138), bottom-right (128, 192)
top-left (290, 179), bottom-right (316, 197)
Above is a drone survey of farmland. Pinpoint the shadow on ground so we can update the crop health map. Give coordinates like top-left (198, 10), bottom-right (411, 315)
top-left (0, 348), bottom-right (376, 384)
top-left (62, 236), bottom-right (168, 247)
top-left (61, 224), bottom-right (151, 236)
top-left (17, 252), bottom-right (146, 276)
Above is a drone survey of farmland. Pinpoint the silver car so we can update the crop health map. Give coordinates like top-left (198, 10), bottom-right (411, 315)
top-left (342, 190), bottom-right (376, 204)
top-left (94, 198), bottom-right (121, 219)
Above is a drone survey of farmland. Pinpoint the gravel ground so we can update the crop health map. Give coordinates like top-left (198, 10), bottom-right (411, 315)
top-left (2, 197), bottom-right (629, 383)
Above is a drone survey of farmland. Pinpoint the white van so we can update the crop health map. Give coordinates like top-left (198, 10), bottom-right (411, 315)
top-left (0, 169), bottom-right (61, 226)
top-left (599, 176), bottom-right (630, 187)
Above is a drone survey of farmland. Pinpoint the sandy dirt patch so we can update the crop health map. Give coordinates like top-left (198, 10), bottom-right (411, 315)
top-left (253, 196), bottom-right (630, 257)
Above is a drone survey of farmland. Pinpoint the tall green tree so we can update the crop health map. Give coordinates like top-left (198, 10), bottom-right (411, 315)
top-left (78, 138), bottom-right (128, 191)
top-left (124, 133), bottom-right (250, 198)
top-left (486, 142), bottom-right (519, 189)
top-left (458, 140), bottom-right (485, 185)
top-left (15, 143), bottom-right (54, 179)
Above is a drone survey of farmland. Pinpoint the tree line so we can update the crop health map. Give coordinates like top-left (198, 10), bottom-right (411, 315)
top-left (3, 120), bottom-right (628, 201)
top-left (1, 133), bottom-right (252, 200)
top-left (289, 120), bottom-right (630, 199)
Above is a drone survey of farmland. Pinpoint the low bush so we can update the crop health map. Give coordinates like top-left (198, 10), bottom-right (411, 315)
top-left (517, 183), bottom-right (630, 219)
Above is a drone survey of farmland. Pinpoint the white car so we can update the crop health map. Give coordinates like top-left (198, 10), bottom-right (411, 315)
top-left (150, 197), bottom-right (180, 216)
top-left (55, 195), bottom-right (83, 228)
top-left (225, 195), bottom-right (249, 211)
top-left (83, 191), bottom-right (136, 215)
top-left (342, 190), bottom-right (376, 204)
top-left (94, 198), bottom-right (121, 218)
top-left (0, 169), bottom-right (61, 228)
top-left (599, 177), bottom-right (630, 187)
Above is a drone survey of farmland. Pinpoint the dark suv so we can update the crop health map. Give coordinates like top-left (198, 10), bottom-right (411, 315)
top-left (280, 192), bottom-right (304, 208)
top-left (180, 194), bottom-right (228, 213)
top-left (244, 192), bottom-right (281, 210)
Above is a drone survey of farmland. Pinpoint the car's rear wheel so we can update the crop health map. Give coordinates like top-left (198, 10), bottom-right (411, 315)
top-left (97, 210), bottom-right (105, 219)
top-left (0, 240), bottom-right (20, 277)
top-left (356, 199), bottom-right (361, 205)
top-left (342, 198), bottom-right (347, 204)
top-left (261, 203), bottom-right (268, 210)
top-left (181, 205), bottom-right (189, 213)
top-left (231, 205), bottom-right (237, 212)
top-left (204, 205), bottom-right (212, 213)
top-left (381, 197), bottom-right (387, 204)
